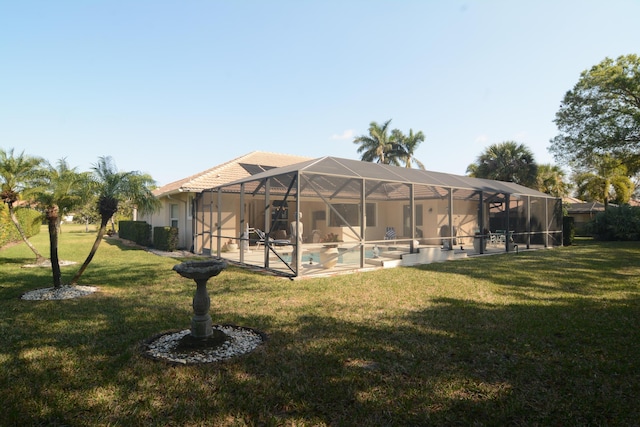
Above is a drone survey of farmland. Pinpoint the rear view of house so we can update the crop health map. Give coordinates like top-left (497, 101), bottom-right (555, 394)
top-left (138, 151), bottom-right (312, 250)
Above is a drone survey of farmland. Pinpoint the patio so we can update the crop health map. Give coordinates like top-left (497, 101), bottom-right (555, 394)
top-left (193, 157), bottom-right (562, 278)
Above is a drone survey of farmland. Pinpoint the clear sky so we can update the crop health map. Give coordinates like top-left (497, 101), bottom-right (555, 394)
top-left (2, 0), bottom-right (639, 186)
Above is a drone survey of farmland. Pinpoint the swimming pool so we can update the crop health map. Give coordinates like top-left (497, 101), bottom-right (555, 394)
top-left (283, 248), bottom-right (378, 265)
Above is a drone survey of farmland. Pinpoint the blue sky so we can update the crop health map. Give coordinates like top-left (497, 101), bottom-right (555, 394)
top-left (2, 1), bottom-right (639, 186)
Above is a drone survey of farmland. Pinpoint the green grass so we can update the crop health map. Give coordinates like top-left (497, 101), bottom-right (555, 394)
top-left (1, 226), bottom-right (639, 426)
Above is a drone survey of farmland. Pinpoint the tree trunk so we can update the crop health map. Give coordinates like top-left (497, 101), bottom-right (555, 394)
top-left (47, 206), bottom-right (62, 288)
top-left (69, 215), bottom-right (109, 286)
top-left (7, 202), bottom-right (47, 264)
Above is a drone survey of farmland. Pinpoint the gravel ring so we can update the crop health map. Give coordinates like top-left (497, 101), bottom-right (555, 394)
top-left (20, 285), bottom-right (98, 300)
top-left (142, 325), bottom-right (266, 365)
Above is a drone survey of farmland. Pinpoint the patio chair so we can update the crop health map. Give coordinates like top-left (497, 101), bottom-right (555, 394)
top-left (384, 226), bottom-right (396, 240)
top-left (489, 231), bottom-right (497, 246)
top-left (251, 228), bottom-right (290, 248)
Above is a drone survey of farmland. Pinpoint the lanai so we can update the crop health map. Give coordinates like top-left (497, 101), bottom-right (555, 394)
top-left (196, 157), bottom-right (562, 278)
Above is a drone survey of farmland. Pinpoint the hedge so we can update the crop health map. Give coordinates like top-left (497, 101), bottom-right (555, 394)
top-left (153, 226), bottom-right (178, 252)
top-left (118, 220), bottom-right (152, 246)
top-left (562, 216), bottom-right (575, 246)
top-left (590, 205), bottom-right (640, 241)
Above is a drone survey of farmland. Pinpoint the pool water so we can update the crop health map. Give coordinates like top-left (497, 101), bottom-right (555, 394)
top-left (283, 249), bottom-right (377, 264)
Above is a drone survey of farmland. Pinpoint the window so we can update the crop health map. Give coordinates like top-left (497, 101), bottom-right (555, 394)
top-left (187, 196), bottom-right (193, 219)
top-left (170, 204), bottom-right (179, 228)
top-left (329, 203), bottom-right (376, 227)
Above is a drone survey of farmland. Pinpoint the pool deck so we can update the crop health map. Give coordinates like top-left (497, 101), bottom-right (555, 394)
top-left (218, 241), bottom-right (536, 279)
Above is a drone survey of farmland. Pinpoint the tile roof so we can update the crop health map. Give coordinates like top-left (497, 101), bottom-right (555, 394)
top-left (566, 201), bottom-right (606, 213)
top-left (153, 151), bottom-right (313, 197)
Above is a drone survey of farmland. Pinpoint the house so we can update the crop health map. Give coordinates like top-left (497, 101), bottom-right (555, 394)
top-left (139, 151), bottom-right (312, 250)
top-left (564, 196), bottom-right (607, 235)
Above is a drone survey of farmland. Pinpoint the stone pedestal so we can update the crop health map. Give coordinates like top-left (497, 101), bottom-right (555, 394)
top-left (173, 259), bottom-right (227, 339)
top-left (191, 277), bottom-right (213, 337)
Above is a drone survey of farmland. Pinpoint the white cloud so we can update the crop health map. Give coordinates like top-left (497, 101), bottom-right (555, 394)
top-left (331, 129), bottom-right (356, 140)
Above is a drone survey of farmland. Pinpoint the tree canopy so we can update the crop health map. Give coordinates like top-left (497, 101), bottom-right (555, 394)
top-left (0, 148), bottom-right (47, 263)
top-left (353, 119), bottom-right (396, 165)
top-left (536, 164), bottom-right (572, 198)
top-left (549, 54), bottom-right (640, 172)
top-left (70, 156), bottom-right (159, 285)
top-left (466, 141), bottom-right (538, 188)
top-left (353, 119), bottom-right (426, 168)
top-left (392, 128), bottom-right (426, 169)
top-left (572, 154), bottom-right (633, 209)
top-left (33, 159), bottom-right (90, 287)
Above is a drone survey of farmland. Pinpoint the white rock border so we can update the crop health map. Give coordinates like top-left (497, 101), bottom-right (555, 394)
top-left (142, 325), bottom-right (266, 365)
top-left (20, 285), bottom-right (98, 300)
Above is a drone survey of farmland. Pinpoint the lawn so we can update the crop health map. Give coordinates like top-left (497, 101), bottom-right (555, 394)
top-left (1, 225), bottom-right (639, 426)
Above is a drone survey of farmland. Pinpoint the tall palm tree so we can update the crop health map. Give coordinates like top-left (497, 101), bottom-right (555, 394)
top-left (353, 119), bottom-right (397, 165)
top-left (0, 148), bottom-right (47, 263)
top-left (33, 159), bottom-right (90, 288)
top-left (393, 128), bottom-right (426, 169)
top-left (536, 164), bottom-right (571, 198)
top-left (69, 157), bottom-right (160, 285)
top-left (466, 141), bottom-right (538, 188)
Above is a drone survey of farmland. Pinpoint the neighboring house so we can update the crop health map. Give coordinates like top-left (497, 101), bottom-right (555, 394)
top-left (138, 151), bottom-right (312, 250)
top-left (564, 197), bottom-right (606, 235)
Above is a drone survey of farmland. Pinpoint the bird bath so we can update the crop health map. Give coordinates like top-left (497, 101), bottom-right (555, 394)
top-left (173, 259), bottom-right (228, 347)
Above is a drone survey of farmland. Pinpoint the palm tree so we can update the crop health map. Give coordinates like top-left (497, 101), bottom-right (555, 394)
top-left (466, 141), bottom-right (538, 188)
top-left (536, 164), bottom-right (571, 198)
top-left (33, 159), bottom-right (90, 287)
top-left (0, 148), bottom-right (47, 263)
top-left (572, 155), bottom-right (632, 209)
top-left (69, 157), bottom-right (160, 285)
top-left (393, 128), bottom-right (426, 169)
top-left (353, 119), bottom-right (397, 165)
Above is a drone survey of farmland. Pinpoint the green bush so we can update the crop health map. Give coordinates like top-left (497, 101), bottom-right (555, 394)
top-left (562, 216), bottom-right (575, 246)
top-left (0, 205), bottom-right (42, 248)
top-left (153, 226), bottom-right (178, 252)
top-left (590, 205), bottom-right (640, 241)
top-left (118, 220), bottom-right (152, 246)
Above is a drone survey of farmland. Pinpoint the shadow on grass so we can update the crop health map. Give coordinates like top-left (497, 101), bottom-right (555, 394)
top-left (0, 282), bottom-right (198, 425)
top-left (0, 256), bottom-right (40, 267)
top-left (2, 240), bottom-right (640, 425)
top-left (158, 293), bottom-right (640, 426)
top-left (412, 240), bottom-right (640, 297)
top-left (3, 295), bottom-right (640, 425)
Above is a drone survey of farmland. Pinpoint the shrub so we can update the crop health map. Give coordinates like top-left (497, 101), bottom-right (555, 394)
top-left (118, 220), bottom-right (152, 246)
top-left (562, 216), bottom-right (575, 246)
top-left (153, 226), bottom-right (178, 252)
top-left (590, 205), bottom-right (640, 241)
top-left (0, 205), bottom-right (42, 248)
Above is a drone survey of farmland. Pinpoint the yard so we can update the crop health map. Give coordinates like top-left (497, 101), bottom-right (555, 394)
top-left (1, 225), bottom-right (639, 426)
